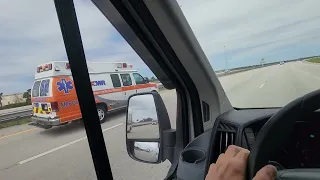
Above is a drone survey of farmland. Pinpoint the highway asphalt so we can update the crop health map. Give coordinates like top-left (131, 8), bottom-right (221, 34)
top-left (0, 90), bottom-right (176, 180)
top-left (1, 61), bottom-right (320, 179)
top-left (127, 124), bottom-right (160, 139)
top-left (219, 61), bottom-right (320, 108)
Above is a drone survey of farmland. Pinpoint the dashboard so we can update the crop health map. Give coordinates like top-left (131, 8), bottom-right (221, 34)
top-left (271, 117), bottom-right (320, 168)
top-left (237, 110), bottom-right (320, 169)
top-left (175, 109), bottom-right (320, 180)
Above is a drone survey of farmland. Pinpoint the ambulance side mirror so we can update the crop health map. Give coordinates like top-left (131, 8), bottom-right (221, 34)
top-left (143, 77), bottom-right (150, 84)
top-left (126, 91), bottom-right (175, 164)
top-left (144, 77), bottom-right (149, 83)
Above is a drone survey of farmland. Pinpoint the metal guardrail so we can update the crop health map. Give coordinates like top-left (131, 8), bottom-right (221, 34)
top-left (0, 108), bottom-right (33, 123)
top-left (215, 58), bottom-right (304, 77)
top-left (215, 62), bottom-right (280, 77)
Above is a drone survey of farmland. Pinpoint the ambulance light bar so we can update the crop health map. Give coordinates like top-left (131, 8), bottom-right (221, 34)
top-left (66, 63), bottom-right (71, 69)
top-left (116, 63), bottom-right (132, 68)
top-left (37, 64), bottom-right (52, 73)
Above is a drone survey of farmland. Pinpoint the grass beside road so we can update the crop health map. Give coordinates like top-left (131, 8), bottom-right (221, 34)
top-left (307, 57), bottom-right (320, 63)
top-left (0, 118), bottom-right (31, 129)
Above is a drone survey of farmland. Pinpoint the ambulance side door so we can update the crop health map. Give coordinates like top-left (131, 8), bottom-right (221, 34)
top-left (132, 72), bottom-right (151, 93)
top-left (119, 73), bottom-right (135, 99)
top-left (109, 74), bottom-right (126, 109)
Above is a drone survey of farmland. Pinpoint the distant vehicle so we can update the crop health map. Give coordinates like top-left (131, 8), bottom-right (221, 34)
top-left (156, 83), bottom-right (164, 89)
top-left (151, 121), bottom-right (158, 125)
top-left (127, 113), bottom-right (133, 132)
top-left (30, 61), bottom-right (158, 129)
top-left (279, 61), bottom-right (285, 65)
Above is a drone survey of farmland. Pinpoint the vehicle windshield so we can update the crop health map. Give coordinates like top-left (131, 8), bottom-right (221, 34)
top-left (179, 0), bottom-right (320, 108)
top-left (1, 0), bottom-right (319, 179)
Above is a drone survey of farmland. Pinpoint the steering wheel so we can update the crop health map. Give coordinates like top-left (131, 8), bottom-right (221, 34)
top-left (248, 90), bottom-right (320, 180)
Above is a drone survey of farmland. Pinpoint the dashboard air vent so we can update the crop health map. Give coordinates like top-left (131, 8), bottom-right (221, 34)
top-left (213, 122), bottom-right (237, 161)
top-left (218, 123), bottom-right (237, 132)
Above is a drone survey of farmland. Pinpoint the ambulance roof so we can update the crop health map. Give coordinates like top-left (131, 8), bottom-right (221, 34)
top-left (35, 61), bottom-right (137, 80)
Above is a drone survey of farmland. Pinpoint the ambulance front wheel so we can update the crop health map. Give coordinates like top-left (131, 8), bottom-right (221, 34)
top-left (97, 104), bottom-right (107, 123)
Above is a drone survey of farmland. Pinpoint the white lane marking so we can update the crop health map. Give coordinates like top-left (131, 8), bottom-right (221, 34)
top-left (18, 123), bottom-right (123, 165)
top-left (18, 137), bottom-right (87, 165)
top-left (259, 83), bottom-right (265, 88)
top-left (102, 123), bottom-right (123, 132)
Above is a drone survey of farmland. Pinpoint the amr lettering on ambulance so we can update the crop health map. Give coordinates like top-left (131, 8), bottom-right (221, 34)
top-left (30, 61), bottom-right (158, 129)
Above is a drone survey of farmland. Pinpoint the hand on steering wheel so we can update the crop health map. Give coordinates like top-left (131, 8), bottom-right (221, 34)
top-left (206, 145), bottom-right (277, 180)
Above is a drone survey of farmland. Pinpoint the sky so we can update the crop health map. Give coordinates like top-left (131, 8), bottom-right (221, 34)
top-left (128, 94), bottom-right (157, 123)
top-left (1, 0), bottom-right (320, 94)
top-left (179, 0), bottom-right (320, 69)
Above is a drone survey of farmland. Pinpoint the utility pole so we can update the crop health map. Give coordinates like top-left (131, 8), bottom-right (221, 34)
top-left (261, 58), bottom-right (265, 66)
top-left (223, 45), bottom-right (228, 71)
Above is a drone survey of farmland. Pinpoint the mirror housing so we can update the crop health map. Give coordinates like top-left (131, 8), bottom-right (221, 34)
top-left (144, 77), bottom-right (150, 83)
top-left (126, 91), bottom-right (175, 164)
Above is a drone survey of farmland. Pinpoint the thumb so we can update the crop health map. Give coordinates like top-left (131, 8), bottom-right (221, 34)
top-left (253, 165), bottom-right (277, 180)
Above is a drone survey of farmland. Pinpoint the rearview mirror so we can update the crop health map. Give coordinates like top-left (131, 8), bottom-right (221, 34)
top-left (126, 92), bottom-right (173, 164)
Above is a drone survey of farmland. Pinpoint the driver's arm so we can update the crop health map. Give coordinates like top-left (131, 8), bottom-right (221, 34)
top-left (206, 145), bottom-right (277, 180)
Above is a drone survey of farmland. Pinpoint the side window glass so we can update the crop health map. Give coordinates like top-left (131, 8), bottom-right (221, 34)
top-left (133, 73), bottom-right (145, 85)
top-left (110, 74), bottom-right (121, 88)
top-left (32, 81), bottom-right (41, 97)
top-left (120, 74), bottom-right (132, 86)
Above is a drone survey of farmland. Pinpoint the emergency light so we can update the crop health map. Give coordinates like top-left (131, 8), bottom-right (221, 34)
top-left (37, 64), bottom-right (53, 73)
top-left (116, 63), bottom-right (123, 68)
top-left (116, 63), bottom-right (132, 68)
top-left (66, 63), bottom-right (71, 69)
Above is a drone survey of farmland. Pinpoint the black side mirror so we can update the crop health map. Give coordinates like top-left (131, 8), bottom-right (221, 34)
top-left (144, 77), bottom-right (150, 83)
top-left (126, 91), bottom-right (174, 164)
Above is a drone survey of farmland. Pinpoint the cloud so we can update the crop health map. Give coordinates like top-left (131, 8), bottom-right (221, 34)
top-left (0, 0), bottom-right (153, 94)
top-left (178, 0), bottom-right (320, 69)
top-left (128, 94), bottom-right (157, 122)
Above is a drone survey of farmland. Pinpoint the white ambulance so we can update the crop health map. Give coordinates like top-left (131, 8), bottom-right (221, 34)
top-left (31, 61), bottom-right (158, 129)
